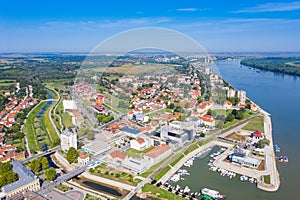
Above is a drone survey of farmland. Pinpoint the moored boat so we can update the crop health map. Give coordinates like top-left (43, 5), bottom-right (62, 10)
top-left (201, 188), bottom-right (225, 199)
top-left (274, 144), bottom-right (280, 152)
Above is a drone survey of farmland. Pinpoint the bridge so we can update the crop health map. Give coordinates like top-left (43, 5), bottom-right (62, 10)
top-left (123, 178), bottom-right (151, 200)
top-left (24, 146), bottom-right (60, 163)
top-left (38, 166), bottom-right (87, 195)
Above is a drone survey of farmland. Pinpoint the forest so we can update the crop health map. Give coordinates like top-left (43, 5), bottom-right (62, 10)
top-left (241, 57), bottom-right (300, 76)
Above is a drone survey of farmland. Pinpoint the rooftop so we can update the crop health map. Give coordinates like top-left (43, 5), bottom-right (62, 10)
top-left (121, 126), bottom-right (141, 134)
top-left (144, 144), bottom-right (171, 158)
top-left (3, 161), bottom-right (38, 193)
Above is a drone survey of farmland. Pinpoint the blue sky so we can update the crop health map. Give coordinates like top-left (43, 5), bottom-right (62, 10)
top-left (1, 0), bottom-right (300, 52)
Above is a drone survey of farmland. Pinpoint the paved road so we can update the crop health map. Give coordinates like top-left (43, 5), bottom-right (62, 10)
top-left (45, 86), bottom-right (61, 137)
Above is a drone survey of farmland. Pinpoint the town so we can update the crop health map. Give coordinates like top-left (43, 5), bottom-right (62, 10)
top-left (0, 54), bottom-right (280, 200)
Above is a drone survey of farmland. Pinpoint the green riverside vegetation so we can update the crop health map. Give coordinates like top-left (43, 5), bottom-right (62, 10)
top-left (241, 57), bottom-right (300, 76)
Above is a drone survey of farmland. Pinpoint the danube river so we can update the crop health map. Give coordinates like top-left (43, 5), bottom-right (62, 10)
top-left (214, 60), bottom-right (300, 199)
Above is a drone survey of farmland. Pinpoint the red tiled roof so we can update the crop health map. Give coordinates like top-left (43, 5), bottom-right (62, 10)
top-left (144, 144), bottom-right (171, 158)
top-left (137, 138), bottom-right (145, 144)
top-left (200, 114), bottom-right (214, 123)
top-left (139, 126), bottom-right (151, 132)
top-left (7, 113), bottom-right (16, 118)
top-left (150, 121), bottom-right (159, 127)
top-left (253, 130), bottom-right (263, 138)
top-left (79, 153), bottom-right (89, 159)
top-left (110, 151), bottom-right (127, 160)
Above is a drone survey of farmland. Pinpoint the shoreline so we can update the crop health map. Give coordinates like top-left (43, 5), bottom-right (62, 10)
top-left (157, 110), bottom-right (280, 193)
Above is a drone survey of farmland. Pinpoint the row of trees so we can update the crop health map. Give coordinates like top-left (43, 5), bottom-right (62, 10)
top-left (241, 57), bottom-right (300, 76)
top-left (29, 156), bottom-right (49, 172)
top-left (225, 108), bottom-right (246, 122)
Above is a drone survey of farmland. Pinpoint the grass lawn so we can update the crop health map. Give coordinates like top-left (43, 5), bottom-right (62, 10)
top-left (45, 81), bottom-right (68, 92)
top-left (142, 183), bottom-right (185, 200)
top-left (124, 146), bottom-right (155, 158)
top-left (223, 109), bottom-right (258, 128)
top-left (0, 79), bottom-right (16, 86)
top-left (170, 154), bottom-right (184, 167)
top-left (264, 175), bottom-right (271, 184)
top-left (104, 93), bottom-right (130, 114)
top-left (42, 101), bottom-right (60, 147)
top-left (243, 116), bottom-right (264, 132)
top-left (23, 102), bottom-right (46, 152)
top-left (55, 184), bottom-right (73, 192)
top-left (61, 113), bottom-right (73, 129)
top-left (154, 166), bottom-right (171, 181)
top-left (140, 154), bottom-right (173, 178)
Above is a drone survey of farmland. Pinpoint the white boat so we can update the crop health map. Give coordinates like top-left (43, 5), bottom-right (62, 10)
top-left (201, 188), bottom-right (225, 199)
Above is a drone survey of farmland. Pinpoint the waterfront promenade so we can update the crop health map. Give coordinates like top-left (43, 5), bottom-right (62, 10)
top-left (159, 140), bottom-right (218, 184)
top-left (213, 110), bottom-right (280, 192)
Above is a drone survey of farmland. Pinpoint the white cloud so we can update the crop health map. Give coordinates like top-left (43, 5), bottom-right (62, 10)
top-left (177, 8), bottom-right (198, 12)
top-left (233, 1), bottom-right (300, 13)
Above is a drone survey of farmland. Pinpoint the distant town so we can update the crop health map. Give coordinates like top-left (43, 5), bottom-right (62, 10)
top-left (0, 53), bottom-right (281, 200)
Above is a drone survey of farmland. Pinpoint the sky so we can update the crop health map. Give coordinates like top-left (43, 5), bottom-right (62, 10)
top-left (1, 0), bottom-right (300, 52)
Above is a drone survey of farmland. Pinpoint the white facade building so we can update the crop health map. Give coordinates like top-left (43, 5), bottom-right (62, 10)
top-left (238, 90), bottom-right (246, 105)
top-left (130, 138), bottom-right (148, 151)
top-left (61, 129), bottom-right (77, 151)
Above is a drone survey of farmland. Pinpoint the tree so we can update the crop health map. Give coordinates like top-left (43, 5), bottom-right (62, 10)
top-left (87, 131), bottom-right (95, 140)
top-left (41, 157), bottom-right (49, 170)
top-left (30, 159), bottom-right (41, 172)
top-left (66, 147), bottom-right (79, 164)
top-left (0, 162), bottom-right (13, 173)
top-left (45, 167), bottom-right (56, 181)
top-left (207, 109), bottom-right (213, 116)
top-left (226, 113), bottom-right (235, 122)
top-left (235, 111), bottom-right (244, 120)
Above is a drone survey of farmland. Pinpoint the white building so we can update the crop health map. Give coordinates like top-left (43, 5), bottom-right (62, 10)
top-left (61, 129), bottom-right (77, 151)
top-left (130, 138), bottom-right (148, 151)
top-left (122, 157), bottom-right (149, 174)
top-left (238, 90), bottom-right (246, 105)
top-left (78, 153), bottom-right (90, 165)
top-left (63, 100), bottom-right (77, 112)
top-left (227, 88), bottom-right (236, 98)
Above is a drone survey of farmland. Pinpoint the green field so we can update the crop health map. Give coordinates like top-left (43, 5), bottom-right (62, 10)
top-left (154, 166), bottom-right (171, 181)
top-left (0, 79), bottom-right (16, 86)
top-left (142, 183), bottom-right (185, 200)
top-left (170, 154), bottom-right (184, 167)
top-left (264, 175), bottom-right (271, 184)
top-left (23, 102), bottom-right (46, 152)
top-left (42, 100), bottom-right (60, 146)
top-left (242, 116), bottom-right (264, 132)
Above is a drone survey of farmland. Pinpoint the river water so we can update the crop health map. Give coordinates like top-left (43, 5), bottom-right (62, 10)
top-left (214, 60), bottom-right (300, 199)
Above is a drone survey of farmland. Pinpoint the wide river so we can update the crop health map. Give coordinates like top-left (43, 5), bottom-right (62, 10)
top-left (210, 60), bottom-right (299, 199)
